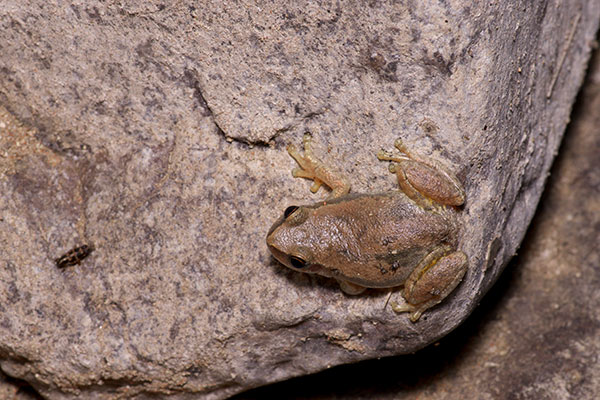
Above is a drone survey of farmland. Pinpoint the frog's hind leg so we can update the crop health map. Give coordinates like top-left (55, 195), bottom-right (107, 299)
top-left (391, 245), bottom-right (467, 322)
top-left (287, 133), bottom-right (351, 198)
top-left (377, 139), bottom-right (465, 209)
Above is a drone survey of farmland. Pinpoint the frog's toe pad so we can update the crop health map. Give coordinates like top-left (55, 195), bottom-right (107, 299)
top-left (390, 301), bottom-right (423, 322)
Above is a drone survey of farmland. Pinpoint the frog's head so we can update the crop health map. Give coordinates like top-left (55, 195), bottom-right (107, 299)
top-left (266, 204), bottom-right (338, 278)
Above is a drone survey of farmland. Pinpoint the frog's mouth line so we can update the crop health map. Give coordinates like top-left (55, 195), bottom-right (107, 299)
top-left (268, 242), bottom-right (410, 288)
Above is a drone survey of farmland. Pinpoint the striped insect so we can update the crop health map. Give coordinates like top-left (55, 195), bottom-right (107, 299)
top-left (55, 244), bottom-right (94, 268)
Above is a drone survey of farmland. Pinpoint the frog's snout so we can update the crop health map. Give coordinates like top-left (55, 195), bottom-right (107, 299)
top-left (267, 242), bottom-right (284, 263)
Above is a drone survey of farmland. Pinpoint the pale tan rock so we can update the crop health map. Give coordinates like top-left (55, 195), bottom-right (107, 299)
top-left (236, 38), bottom-right (600, 400)
top-left (0, 1), bottom-right (598, 399)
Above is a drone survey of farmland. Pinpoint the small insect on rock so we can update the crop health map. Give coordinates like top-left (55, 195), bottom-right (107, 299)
top-left (55, 244), bottom-right (95, 268)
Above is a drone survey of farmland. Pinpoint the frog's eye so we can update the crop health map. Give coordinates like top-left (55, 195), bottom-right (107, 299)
top-left (284, 206), bottom-right (299, 219)
top-left (290, 255), bottom-right (307, 269)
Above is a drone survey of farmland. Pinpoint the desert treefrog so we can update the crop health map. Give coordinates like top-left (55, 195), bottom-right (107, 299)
top-left (266, 134), bottom-right (468, 322)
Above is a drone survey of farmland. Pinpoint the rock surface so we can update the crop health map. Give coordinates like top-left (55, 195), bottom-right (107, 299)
top-left (0, 1), bottom-right (598, 399)
top-left (234, 37), bottom-right (600, 400)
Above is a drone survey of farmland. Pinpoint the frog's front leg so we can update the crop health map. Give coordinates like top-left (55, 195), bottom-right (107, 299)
top-left (391, 245), bottom-right (468, 322)
top-left (337, 279), bottom-right (367, 295)
top-left (287, 133), bottom-right (351, 199)
top-left (377, 139), bottom-right (465, 209)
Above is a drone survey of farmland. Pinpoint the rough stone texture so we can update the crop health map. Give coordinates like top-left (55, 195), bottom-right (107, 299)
top-left (0, 1), bottom-right (598, 399)
top-left (235, 38), bottom-right (600, 400)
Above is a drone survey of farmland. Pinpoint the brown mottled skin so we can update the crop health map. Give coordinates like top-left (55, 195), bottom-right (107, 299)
top-left (268, 192), bottom-right (457, 288)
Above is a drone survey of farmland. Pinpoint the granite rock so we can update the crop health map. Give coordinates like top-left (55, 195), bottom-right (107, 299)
top-left (234, 30), bottom-right (600, 400)
top-left (0, 1), bottom-right (598, 398)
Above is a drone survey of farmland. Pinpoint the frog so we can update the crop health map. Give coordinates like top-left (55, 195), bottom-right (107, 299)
top-left (266, 133), bottom-right (468, 322)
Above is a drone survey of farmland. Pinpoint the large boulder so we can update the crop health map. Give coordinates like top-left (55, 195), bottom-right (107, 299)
top-left (1, 1), bottom-right (598, 398)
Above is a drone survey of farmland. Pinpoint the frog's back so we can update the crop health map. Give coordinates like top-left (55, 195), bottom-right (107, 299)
top-left (311, 192), bottom-right (458, 288)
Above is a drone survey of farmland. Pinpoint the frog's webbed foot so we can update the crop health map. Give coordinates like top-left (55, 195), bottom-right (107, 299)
top-left (377, 139), bottom-right (465, 210)
top-left (390, 245), bottom-right (468, 322)
top-left (287, 133), bottom-right (350, 199)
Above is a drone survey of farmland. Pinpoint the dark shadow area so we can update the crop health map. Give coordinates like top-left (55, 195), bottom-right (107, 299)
top-left (1, 372), bottom-right (44, 400)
